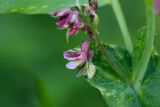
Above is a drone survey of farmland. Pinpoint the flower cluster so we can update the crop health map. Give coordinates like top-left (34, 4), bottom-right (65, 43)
top-left (53, 8), bottom-right (83, 36)
top-left (52, 5), bottom-right (98, 39)
top-left (53, 1), bottom-right (98, 79)
top-left (156, 0), bottom-right (160, 15)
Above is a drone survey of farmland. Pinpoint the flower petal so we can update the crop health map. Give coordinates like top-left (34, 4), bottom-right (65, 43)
top-left (86, 63), bottom-right (96, 79)
top-left (69, 11), bottom-right (79, 23)
top-left (54, 8), bottom-right (71, 17)
top-left (56, 20), bottom-right (69, 28)
top-left (64, 51), bottom-right (81, 60)
top-left (81, 40), bottom-right (90, 53)
top-left (68, 26), bottom-right (79, 36)
top-left (66, 61), bottom-right (82, 69)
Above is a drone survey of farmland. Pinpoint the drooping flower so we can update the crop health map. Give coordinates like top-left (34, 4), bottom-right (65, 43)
top-left (63, 40), bottom-right (96, 79)
top-left (53, 6), bottom-right (97, 40)
top-left (155, 0), bottom-right (160, 15)
top-left (53, 8), bottom-right (84, 36)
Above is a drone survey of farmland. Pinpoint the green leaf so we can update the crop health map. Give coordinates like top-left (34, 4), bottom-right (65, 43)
top-left (132, 27), bottom-right (147, 79)
top-left (132, 26), bottom-right (160, 107)
top-left (88, 45), bottom-right (141, 107)
top-left (93, 44), bottom-right (132, 80)
top-left (0, 0), bottom-right (109, 14)
top-left (140, 51), bottom-right (160, 107)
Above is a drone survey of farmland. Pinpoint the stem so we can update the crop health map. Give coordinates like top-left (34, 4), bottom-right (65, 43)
top-left (110, 0), bottom-right (133, 54)
top-left (94, 30), bottom-right (130, 84)
top-left (133, 2), bottom-right (156, 93)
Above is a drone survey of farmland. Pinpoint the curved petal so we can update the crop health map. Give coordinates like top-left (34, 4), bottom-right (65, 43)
top-left (64, 51), bottom-right (81, 60)
top-left (66, 60), bottom-right (82, 69)
top-left (81, 40), bottom-right (90, 53)
top-left (69, 11), bottom-right (79, 23)
top-left (56, 20), bottom-right (69, 28)
top-left (56, 8), bottom-right (71, 17)
top-left (67, 26), bottom-right (79, 36)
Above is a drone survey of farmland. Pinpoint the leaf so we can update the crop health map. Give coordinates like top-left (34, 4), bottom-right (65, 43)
top-left (0, 0), bottom-right (109, 14)
top-left (88, 45), bottom-right (141, 107)
top-left (140, 51), bottom-right (160, 107)
top-left (132, 27), bottom-right (160, 107)
top-left (132, 27), bottom-right (147, 79)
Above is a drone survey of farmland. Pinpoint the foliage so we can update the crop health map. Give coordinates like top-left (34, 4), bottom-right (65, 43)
top-left (0, 0), bottom-right (109, 14)
top-left (0, 0), bottom-right (160, 107)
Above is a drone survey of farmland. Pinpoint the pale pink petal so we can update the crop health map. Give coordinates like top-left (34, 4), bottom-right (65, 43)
top-left (66, 61), bottom-right (82, 69)
top-left (69, 11), bottom-right (79, 23)
top-left (81, 40), bottom-right (90, 53)
top-left (57, 8), bottom-right (71, 17)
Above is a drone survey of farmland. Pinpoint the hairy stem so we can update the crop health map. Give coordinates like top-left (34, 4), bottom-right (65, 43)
top-left (94, 30), bottom-right (130, 84)
top-left (133, 1), bottom-right (156, 93)
top-left (110, 0), bottom-right (133, 54)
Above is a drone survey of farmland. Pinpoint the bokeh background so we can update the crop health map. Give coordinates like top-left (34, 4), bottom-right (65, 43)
top-left (0, 0), bottom-right (160, 107)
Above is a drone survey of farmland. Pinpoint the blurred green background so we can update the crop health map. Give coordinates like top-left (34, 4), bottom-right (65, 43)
top-left (0, 0), bottom-right (160, 107)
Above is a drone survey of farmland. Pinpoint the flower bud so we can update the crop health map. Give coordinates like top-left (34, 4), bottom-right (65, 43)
top-left (89, 0), bottom-right (98, 12)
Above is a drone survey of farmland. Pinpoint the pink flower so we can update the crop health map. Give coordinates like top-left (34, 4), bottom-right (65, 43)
top-left (53, 8), bottom-right (84, 36)
top-left (53, 6), bottom-right (97, 39)
top-left (64, 40), bottom-right (96, 79)
top-left (67, 19), bottom-right (83, 36)
top-left (156, 0), bottom-right (160, 15)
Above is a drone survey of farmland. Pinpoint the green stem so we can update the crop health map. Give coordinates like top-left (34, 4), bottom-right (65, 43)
top-left (94, 29), bottom-right (130, 84)
top-left (110, 0), bottom-right (133, 54)
top-left (133, 2), bottom-right (156, 93)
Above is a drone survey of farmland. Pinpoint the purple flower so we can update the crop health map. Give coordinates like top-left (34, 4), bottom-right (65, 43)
top-left (156, 0), bottom-right (160, 15)
top-left (53, 8), bottom-right (84, 36)
top-left (64, 40), bottom-right (96, 79)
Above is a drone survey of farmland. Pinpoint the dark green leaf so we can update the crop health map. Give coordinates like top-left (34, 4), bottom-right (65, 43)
top-left (93, 44), bottom-right (132, 81)
top-left (140, 51), bottom-right (160, 107)
top-left (88, 45), bottom-right (141, 107)
top-left (0, 0), bottom-right (109, 14)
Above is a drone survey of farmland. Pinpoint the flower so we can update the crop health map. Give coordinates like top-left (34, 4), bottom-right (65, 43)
top-left (156, 0), bottom-right (160, 15)
top-left (63, 40), bottom-right (96, 79)
top-left (53, 8), bottom-right (84, 36)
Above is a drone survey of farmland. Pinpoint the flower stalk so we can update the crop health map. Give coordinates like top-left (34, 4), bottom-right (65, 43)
top-left (93, 28), bottom-right (131, 84)
top-left (89, 0), bottom-right (130, 83)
